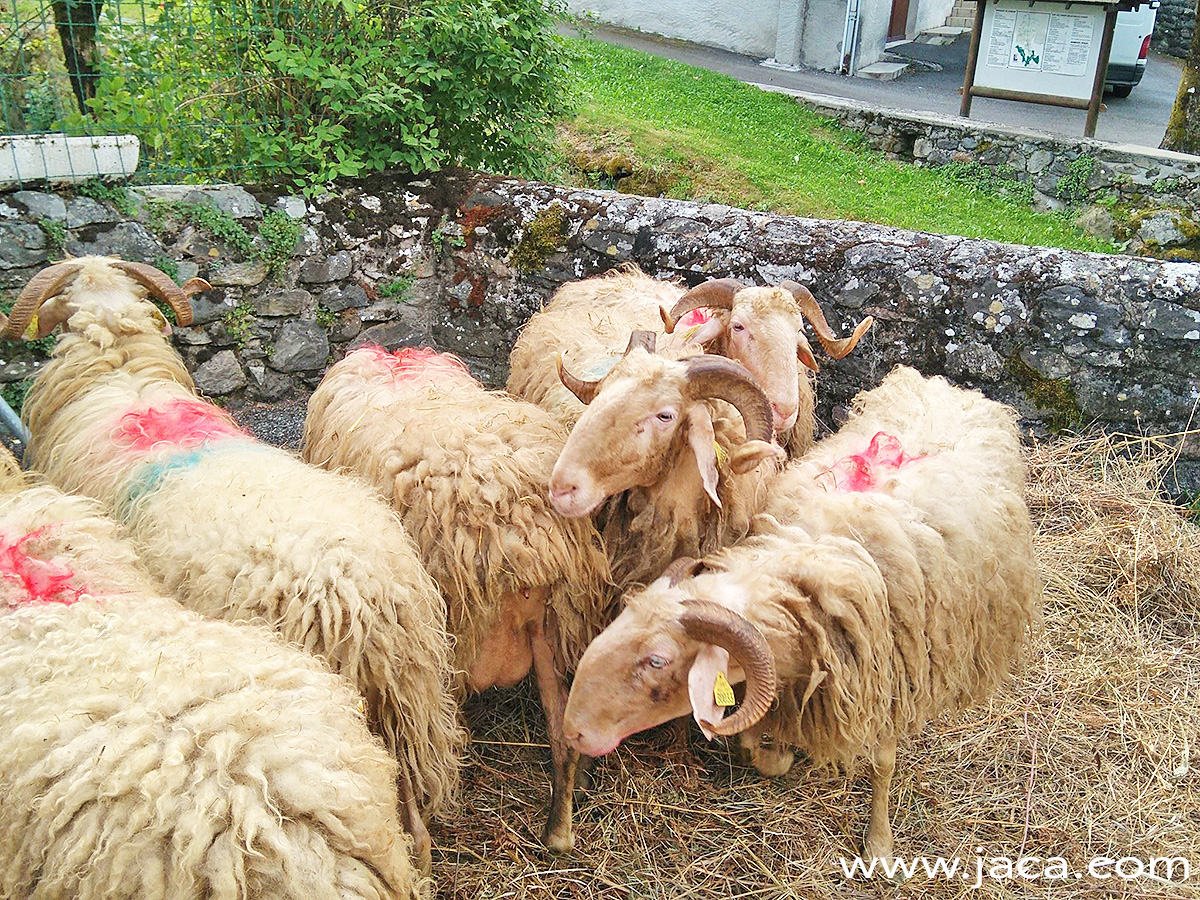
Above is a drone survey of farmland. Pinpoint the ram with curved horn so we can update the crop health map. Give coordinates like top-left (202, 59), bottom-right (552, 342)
top-left (549, 328), bottom-right (783, 589)
top-left (3, 256), bottom-right (465, 875)
top-left (508, 265), bottom-right (872, 458)
top-left (564, 366), bottom-right (1039, 862)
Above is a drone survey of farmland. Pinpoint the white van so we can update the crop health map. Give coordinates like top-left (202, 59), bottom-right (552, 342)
top-left (1106, 1), bottom-right (1158, 97)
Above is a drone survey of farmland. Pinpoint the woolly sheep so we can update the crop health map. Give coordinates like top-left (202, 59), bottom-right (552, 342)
top-left (562, 366), bottom-right (1040, 859)
top-left (0, 450), bottom-right (421, 900)
top-left (507, 266), bottom-right (871, 454)
top-left (303, 346), bottom-right (612, 853)
top-left (3, 257), bottom-right (464, 872)
top-left (548, 329), bottom-right (783, 588)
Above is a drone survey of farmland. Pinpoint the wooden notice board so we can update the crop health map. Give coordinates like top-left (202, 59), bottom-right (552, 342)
top-left (959, 0), bottom-right (1141, 137)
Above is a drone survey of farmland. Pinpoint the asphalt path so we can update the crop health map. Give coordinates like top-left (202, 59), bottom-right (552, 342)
top-left (569, 21), bottom-right (1184, 148)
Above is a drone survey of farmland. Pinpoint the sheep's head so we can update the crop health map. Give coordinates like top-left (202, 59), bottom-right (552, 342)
top-left (563, 557), bottom-right (777, 756)
top-left (0, 257), bottom-right (207, 341)
top-left (660, 279), bottom-right (873, 435)
top-left (549, 331), bottom-right (781, 518)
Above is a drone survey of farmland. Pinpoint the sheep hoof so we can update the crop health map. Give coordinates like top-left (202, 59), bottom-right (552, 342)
top-left (863, 839), bottom-right (902, 881)
top-left (542, 823), bottom-right (575, 855)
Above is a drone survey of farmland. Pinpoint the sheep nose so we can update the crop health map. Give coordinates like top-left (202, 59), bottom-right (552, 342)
top-left (549, 481), bottom-right (578, 508)
top-left (770, 403), bottom-right (797, 431)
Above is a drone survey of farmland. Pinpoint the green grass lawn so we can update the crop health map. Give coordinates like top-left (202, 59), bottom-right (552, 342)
top-left (557, 36), bottom-right (1115, 252)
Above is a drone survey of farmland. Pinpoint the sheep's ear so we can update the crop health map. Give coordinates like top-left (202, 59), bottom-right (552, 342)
top-left (730, 440), bottom-right (783, 474)
top-left (684, 315), bottom-right (726, 346)
top-left (797, 333), bottom-right (820, 372)
top-left (686, 405), bottom-right (721, 507)
top-left (688, 643), bottom-right (730, 740)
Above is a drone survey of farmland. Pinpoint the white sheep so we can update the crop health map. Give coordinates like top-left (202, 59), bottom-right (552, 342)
top-left (548, 329), bottom-right (784, 589)
top-left (0, 450), bottom-right (422, 900)
top-left (508, 265), bottom-right (871, 454)
top-left (2, 257), bottom-right (464, 872)
top-left (303, 346), bottom-right (612, 854)
top-left (562, 366), bottom-right (1040, 859)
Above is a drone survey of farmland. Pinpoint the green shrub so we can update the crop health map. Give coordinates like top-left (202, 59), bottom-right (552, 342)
top-left (76, 0), bottom-right (568, 187)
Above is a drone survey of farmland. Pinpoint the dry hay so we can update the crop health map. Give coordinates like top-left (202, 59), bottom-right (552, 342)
top-left (432, 434), bottom-right (1200, 899)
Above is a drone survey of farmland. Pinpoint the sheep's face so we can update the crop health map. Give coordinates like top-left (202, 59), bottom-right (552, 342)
top-left (563, 579), bottom-right (698, 756)
top-left (563, 574), bottom-right (751, 755)
top-left (685, 288), bottom-right (809, 437)
top-left (549, 351), bottom-right (716, 518)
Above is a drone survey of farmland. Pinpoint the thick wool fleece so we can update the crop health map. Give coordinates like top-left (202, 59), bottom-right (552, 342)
top-left (0, 478), bottom-right (419, 900)
top-left (690, 366), bottom-right (1039, 764)
top-left (303, 347), bottom-right (613, 675)
top-left (21, 270), bottom-right (463, 817)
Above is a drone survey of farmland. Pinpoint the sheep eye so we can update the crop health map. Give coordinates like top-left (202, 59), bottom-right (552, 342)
top-left (732, 322), bottom-right (746, 333)
top-left (656, 411), bottom-right (676, 423)
top-left (647, 654), bottom-right (668, 669)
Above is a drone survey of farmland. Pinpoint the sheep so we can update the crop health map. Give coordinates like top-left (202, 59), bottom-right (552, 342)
top-left (561, 366), bottom-right (1040, 860)
top-left (507, 265), bottom-right (872, 455)
top-left (548, 328), bottom-right (785, 589)
top-left (0, 449), bottom-right (421, 900)
top-left (2, 257), bottom-right (464, 873)
top-left (302, 345), bottom-right (613, 854)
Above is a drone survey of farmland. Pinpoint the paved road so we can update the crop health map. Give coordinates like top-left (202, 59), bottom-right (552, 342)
top-left (569, 22), bottom-right (1183, 148)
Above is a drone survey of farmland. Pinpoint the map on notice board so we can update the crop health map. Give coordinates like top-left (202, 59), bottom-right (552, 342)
top-left (986, 7), bottom-right (1094, 76)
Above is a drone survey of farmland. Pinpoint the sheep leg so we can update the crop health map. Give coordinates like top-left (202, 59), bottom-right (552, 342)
top-left (396, 767), bottom-right (433, 875)
top-left (864, 736), bottom-right (897, 861)
top-left (530, 614), bottom-right (577, 855)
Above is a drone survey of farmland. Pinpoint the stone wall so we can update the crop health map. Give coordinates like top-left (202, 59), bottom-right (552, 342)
top-left (785, 89), bottom-right (1200, 258)
top-left (1156, 0), bottom-right (1193, 58)
top-left (3, 171), bottom-right (1200, 489)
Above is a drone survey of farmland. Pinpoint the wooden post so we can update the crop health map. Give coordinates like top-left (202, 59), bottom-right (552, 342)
top-left (1085, 5), bottom-right (1119, 137)
top-left (960, 0), bottom-right (987, 117)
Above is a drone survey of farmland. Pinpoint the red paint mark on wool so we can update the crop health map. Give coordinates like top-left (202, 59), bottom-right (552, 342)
top-left (679, 308), bottom-right (712, 329)
top-left (829, 432), bottom-right (923, 492)
top-left (115, 399), bottom-right (246, 451)
top-left (352, 346), bottom-right (473, 382)
top-left (0, 526), bottom-right (83, 605)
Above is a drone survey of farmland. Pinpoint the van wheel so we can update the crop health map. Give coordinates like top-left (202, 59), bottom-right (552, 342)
top-left (1111, 84), bottom-right (1132, 98)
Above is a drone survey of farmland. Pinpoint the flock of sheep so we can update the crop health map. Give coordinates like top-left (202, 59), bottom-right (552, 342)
top-left (0, 256), bottom-right (1040, 898)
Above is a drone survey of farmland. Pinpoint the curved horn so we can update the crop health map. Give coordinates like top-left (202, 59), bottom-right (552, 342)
top-left (780, 280), bottom-right (872, 360)
top-left (1, 261), bottom-right (84, 340)
top-left (661, 556), bottom-right (702, 586)
top-left (662, 278), bottom-right (743, 333)
top-left (680, 599), bottom-right (777, 736)
top-left (682, 355), bottom-right (773, 444)
top-left (556, 353), bottom-right (601, 405)
top-left (624, 330), bottom-right (657, 355)
top-left (111, 261), bottom-right (200, 327)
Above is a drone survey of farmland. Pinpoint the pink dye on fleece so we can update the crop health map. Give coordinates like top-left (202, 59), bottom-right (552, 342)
top-left (829, 432), bottom-right (923, 492)
top-left (0, 526), bottom-right (83, 605)
top-left (115, 399), bottom-right (246, 451)
top-left (678, 308), bottom-right (712, 329)
top-left (352, 345), bottom-right (474, 382)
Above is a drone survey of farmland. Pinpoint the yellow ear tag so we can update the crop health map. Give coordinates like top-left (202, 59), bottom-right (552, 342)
top-left (713, 441), bottom-right (729, 470)
top-left (713, 671), bottom-right (735, 708)
top-left (357, 698), bottom-right (366, 715)
top-left (22, 314), bottom-right (39, 341)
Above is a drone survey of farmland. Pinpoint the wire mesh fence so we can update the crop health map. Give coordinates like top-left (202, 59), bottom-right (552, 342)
top-left (0, 0), bottom-right (361, 186)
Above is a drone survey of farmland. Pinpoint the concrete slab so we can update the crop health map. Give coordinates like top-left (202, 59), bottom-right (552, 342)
top-left (855, 61), bottom-right (910, 80)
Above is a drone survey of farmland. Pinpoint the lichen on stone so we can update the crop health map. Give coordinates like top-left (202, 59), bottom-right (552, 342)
top-left (511, 204), bottom-right (568, 272)
top-left (1006, 353), bottom-right (1082, 433)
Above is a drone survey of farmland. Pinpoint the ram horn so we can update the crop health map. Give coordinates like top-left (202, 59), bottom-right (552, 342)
top-left (0, 261), bottom-right (85, 340)
top-left (623, 330), bottom-right (657, 355)
top-left (682, 355), bottom-right (773, 445)
top-left (111, 261), bottom-right (202, 327)
top-left (556, 353), bottom-right (602, 405)
top-left (679, 598), bottom-right (777, 736)
top-left (661, 278), bottom-right (743, 333)
top-left (661, 556), bottom-right (702, 586)
top-left (780, 280), bottom-right (873, 360)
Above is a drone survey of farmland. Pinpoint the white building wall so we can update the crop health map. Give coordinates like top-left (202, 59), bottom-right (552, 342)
top-left (914, 0), bottom-right (957, 34)
top-left (565, 0), bottom-right (780, 58)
